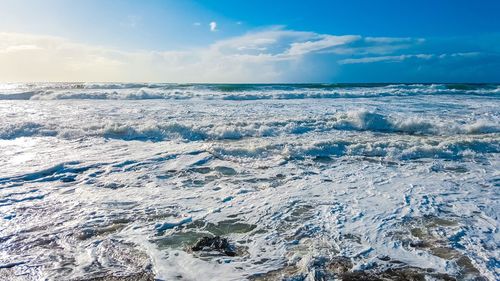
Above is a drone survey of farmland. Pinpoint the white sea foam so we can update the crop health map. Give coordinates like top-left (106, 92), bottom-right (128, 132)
top-left (1, 108), bottom-right (498, 143)
top-left (0, 83), bottom-right (498, 280)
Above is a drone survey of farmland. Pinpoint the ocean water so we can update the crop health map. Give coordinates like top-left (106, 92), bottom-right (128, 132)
top-left (0, 83), bottom-right (499, 280)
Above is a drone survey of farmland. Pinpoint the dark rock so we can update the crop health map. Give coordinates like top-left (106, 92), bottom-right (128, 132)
top-left (377, 255), bottom-right (391, 261)
top-left (190, 236), bottom-right (237, 256)
top-left (409, 240), bottom-right (429, 248)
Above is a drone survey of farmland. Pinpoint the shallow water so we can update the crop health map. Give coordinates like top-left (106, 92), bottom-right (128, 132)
top-left (0, 83), bottom-right (499, 280)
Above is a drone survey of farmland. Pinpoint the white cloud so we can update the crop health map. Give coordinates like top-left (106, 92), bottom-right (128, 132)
top-left (338, 52), bottom-right (483, 65)
top-left (0, 32), bottom-right (128, 82)
top-left (210, 21), bottom-right (217, 32)
top-left (193, 22), bottom-right (201, 26)
top-left (0, 29), bottom-right (444, 82)
top-left (439, 52), bottom-right (480, 58)
top-left (364, 37), bottom-right (418, 43)
top-left (339, 54), bottom-right (435, 64)
top-left (0, 44), bottom-right (42, 53)
top-left (0, 31), bottom-right (291, 82)
top-left (208, 28), bottom-right (357, 59)
top-left (286, 35), bottom-right (361, 56)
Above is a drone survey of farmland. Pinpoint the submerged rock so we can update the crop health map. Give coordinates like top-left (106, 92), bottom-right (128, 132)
top-left (327, 256), bottom-right (353, 275)
top-left (190, 236), bottom-right (237, 256)
top-left (250, 255), bottom-right (459, 281)
top-left (376, 267), bottom-right (456, 281)
top-left (340, 266), bottom-right (457, 281)
top-left (341, 271), bottom-right (382, 281)
top-left (77, 271), bottom-right (154, 281)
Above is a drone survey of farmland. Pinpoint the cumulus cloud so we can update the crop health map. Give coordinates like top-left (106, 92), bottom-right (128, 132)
top-left (210, 21), bottom-right (217, 32)
top-left (0, 29), bottom-right (496, 82)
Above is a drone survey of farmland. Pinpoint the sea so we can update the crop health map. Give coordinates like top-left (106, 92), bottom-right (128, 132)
top-left (0, 83), bottom-right (498, 280)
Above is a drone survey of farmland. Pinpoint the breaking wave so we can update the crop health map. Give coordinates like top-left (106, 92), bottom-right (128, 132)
top-left (207, 136), bottom-right (500, 161)
top-left (1, 110), bottom-right (498, 142)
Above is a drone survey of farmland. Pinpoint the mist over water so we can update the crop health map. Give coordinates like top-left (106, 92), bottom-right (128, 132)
top-left (0, 83), bottom-right (499, 280)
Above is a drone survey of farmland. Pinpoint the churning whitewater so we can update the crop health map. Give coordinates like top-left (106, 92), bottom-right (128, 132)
top-left (0, 83), bottom-right (499, 280)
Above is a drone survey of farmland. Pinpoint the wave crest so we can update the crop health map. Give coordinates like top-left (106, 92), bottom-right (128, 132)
top-left (1, 110), bottom-right (498, 142)
top-left (207, 136), bottom-right (500, 161)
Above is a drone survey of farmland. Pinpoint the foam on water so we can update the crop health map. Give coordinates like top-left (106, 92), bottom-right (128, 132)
top-left (0, 106), bottom-right (498, 143)
top-left (0, 83), bottom-right (499, 280)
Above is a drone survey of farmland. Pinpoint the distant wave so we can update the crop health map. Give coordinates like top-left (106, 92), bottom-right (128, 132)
top-left (0, 83), bottom-right (498, 100)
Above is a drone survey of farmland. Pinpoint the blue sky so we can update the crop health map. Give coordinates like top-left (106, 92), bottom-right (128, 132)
top-left (0, 0), bottom-right (499, 82)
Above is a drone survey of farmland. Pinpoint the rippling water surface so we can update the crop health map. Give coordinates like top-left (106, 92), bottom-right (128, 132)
top-left (0, 83), bottom-right (499, 280)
